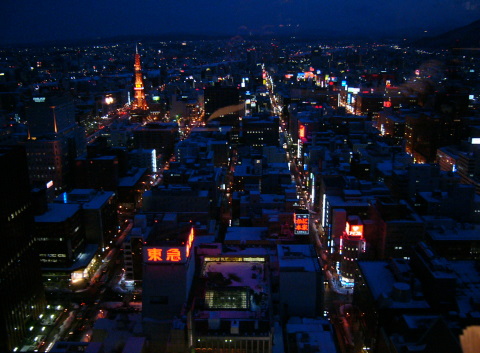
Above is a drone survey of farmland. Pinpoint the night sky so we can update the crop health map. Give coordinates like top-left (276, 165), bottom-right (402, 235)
top-left (1, 0), bottom-right (480, 45)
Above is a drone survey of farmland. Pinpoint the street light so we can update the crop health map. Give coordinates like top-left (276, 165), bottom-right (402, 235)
top-left (105, 96), bottom-right (114, 105)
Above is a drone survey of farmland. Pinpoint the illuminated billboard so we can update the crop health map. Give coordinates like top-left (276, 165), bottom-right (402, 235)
top-left (144, 246), bottom-right (186, 264)
top-left (144, 228), bottom-right (194, 264)
top-left (294, 213), bottom-right (310, 235)
top-left (299, 124), bottom-right (305, 139)
top-left (345, 222), bottom-right (363, 238)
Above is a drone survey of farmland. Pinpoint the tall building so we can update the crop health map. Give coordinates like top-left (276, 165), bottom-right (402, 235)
top-left (24, 95), bottom-right (76, 137)
top-left (0, 146), bottom-right (45, 352)
top-left (133, 122), bottom-right (178, 160)
top-left (23, 95), bottom-right (86, 196)
top-left (34, 203), bottom-right (84, 268)
top-left (142, 214), bottom-right (196, 350)
top-left (278, 244), bottom-right (323, 318)
top-left (56, 189), bottom-right (118, 252)
top-left (339, 215), bottom-right (366, 286)
top-left (189, 252), bottom-right (273, 353)
top-left (131, 45), bottom-right (148, 112)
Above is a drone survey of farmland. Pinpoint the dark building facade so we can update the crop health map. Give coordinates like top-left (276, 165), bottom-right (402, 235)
top-left (0, 146), bottom-right (45, 352)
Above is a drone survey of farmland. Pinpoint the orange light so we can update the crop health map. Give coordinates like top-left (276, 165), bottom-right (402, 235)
top-left (186, 228), bottom-right (194, 258)
top-left (299, 125), bottom-right (305, 139)
top-left (346, 222), bottom-right (363, 237)
top-left (166, 248), bottom-right (181, 262)
top-left (294, 213), bottom-right (309, 234)
top-left (147, 248), bottom-right (163, 261)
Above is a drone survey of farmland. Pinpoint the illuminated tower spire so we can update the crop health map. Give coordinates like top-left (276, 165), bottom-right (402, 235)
top-left (132, 45), bottom-right (148, 110)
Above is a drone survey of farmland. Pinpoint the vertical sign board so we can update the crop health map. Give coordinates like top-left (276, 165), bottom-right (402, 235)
top-left (294, 213), bottom-right (310, 235)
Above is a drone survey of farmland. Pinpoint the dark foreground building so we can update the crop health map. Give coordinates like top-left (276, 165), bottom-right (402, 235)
top-left (0, 146), bottom-right (45, 352)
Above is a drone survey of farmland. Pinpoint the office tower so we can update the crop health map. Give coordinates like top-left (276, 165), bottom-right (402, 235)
top-left (56, 189), bottom-right (118, 252)
top-left (142, 214), bottom-right (196, 350)
top-left (132, 46), bottom-right (148, 112)
top-left (0, 146), bottom-right (45, 352)
top-left (241, 115), bottom-right (279, 147)
top-left (339, 215), bottom-right (366, 286)
top-left (74, 154), bottom-right (120, 191)
top-left (278, 244), bottom-right (323, 318)
top-left (23, 95), bottom-right (86, 196)
top-left (133, 122), bottom-right (178, 160)
top-left (34, 203), bottom-right (84, 268)
top-left (310, 47), bottom-right (323, 70)
top-left (24, 95), bottom-right (76, 137)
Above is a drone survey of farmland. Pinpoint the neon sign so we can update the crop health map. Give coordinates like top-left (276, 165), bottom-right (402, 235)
top-left (186, 228), bottom-right (194, 258)
top-left (145, 227), bottom-right (194, 264)
top-left (166, 248), bottom-right (181, 262)
top-left (147, 248), bottom-right (163, 261)
top-left (294, 213), bottom-right (309, 235)
top-left (346, 222), bottom-right (363, 237)
top-left (145, 247), bottom-right (185, 263)
top-left (299, 125), bottom-right (305, 139)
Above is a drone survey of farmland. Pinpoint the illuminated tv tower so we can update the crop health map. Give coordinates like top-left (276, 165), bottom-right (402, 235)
top-left (132, 44), bottom-right (148, 110)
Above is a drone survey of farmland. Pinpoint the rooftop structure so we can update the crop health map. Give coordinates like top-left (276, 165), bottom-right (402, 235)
top-left (190, 255), bottom-right (272, 352)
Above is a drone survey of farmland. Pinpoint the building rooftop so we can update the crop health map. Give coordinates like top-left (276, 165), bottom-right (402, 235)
top-left (448, 261), bottom-right (480, 316)
top-left (194, 257), bottom-right (270, 324)
top-left (277, 244), bottom-right (320, 273)
top-left (357, 260), bottom-right (430, 310)
top-left (224, 227), bottom-right (268, 243)
top-left (56, 189), bottom-right (115, 209)
top-left (427, 224), bottom-right (480, 242)
top-left (118, 167), bottom-right (147, 187)
top-left (286, 317), bottom-right (338, 353)
top-left (35, 202), bottom-right (80, 223)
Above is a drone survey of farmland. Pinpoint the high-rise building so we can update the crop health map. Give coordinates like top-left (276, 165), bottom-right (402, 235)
top-left (0, 146), bottom-right (45, 352)
top-left (24, 95), bottom-right (76, 137)
top-left (142, 214), bottom-right (196, 350)
top-left (133, 122), bottom-right (178, 160)
top-left (23, 95), bottom-right (86, 196)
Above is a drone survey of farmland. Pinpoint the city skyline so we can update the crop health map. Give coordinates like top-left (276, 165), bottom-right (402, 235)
top-left (1, 0), bottom-right (480, 45)
top-left (2, 7), bottom-right (480, 349)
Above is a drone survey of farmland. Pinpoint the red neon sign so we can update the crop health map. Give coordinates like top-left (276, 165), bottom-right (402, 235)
top-left (146, 247), bottom-right (186, 263)
top-left (294, 213), bottom-right (309, 235)
top-left (166, 248), bottom-right (182, 262)
top-left (299, 125), bottom-right (305, 139)
top-left (147, 248), bottom-right (163, 261)
top-left (346, 222), bottom-right (363, 237)
top-left (145, 227), bottom-right (194, 264)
